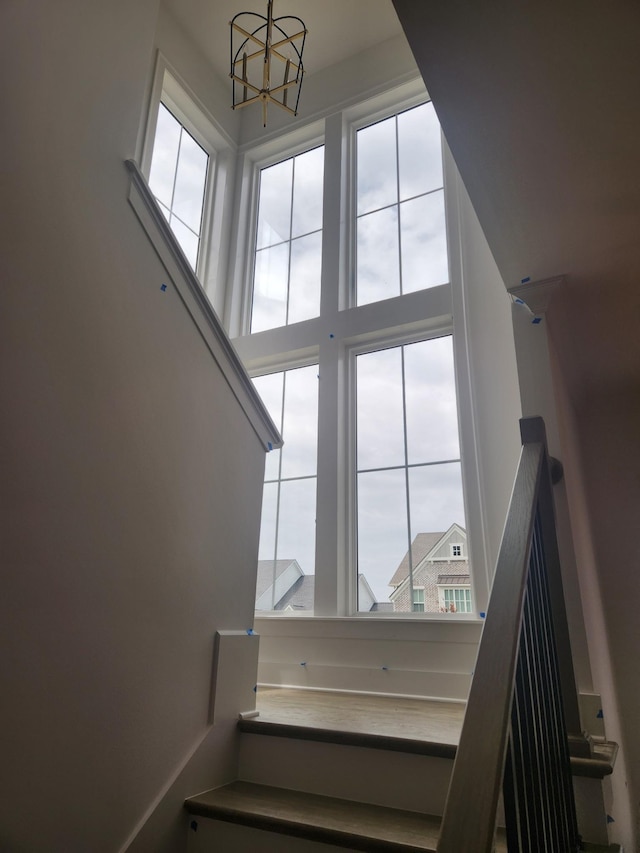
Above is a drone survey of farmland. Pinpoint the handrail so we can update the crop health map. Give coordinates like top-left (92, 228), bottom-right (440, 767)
top-left (437, 416), bottom-right (584, 852)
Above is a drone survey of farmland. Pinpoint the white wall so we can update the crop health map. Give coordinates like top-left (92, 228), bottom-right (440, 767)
top-left (0, 2), bottom-right (267, 851)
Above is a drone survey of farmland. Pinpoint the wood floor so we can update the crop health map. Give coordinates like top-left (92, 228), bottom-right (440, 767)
top-left (255, 687), bottom-right (465, 746)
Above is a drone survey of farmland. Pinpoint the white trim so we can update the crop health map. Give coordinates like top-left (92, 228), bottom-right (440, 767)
top-left (126, 159), bottom-right (281, 452)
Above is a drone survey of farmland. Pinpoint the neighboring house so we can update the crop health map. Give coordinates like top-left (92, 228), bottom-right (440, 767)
top-left (256, 561), bottom-right (385, 613)
top-left (389, 524), bottom-right (471, 613)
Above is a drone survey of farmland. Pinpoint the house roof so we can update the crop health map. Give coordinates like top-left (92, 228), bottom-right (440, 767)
top-left (388, 532), bottom-right (444, 587)
top-left (275, 574), bottom-right (315, 611)
top-left (255, 559), bottom-right (300, 599)
top-left (437, 574), bottom-right (470, 586)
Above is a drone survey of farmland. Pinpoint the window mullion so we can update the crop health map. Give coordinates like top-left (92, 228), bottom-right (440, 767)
top-left (400, 345), bottom-right (415, 610)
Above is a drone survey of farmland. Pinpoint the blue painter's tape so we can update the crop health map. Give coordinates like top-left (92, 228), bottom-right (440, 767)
top-left (521, 276), bottom-right (531, 284)
top-left (253, 685), bottom-right (257, 692)
top-left (300, 661), bottom-right (307, 666)
top-left (381, 666), bottom-right (388, 671)
top-left (514, 297), bottom-right (525, 305)
top-left (532, 316), bottom-right (542, 324)
top-left (597, 709), bottom-right (604, 719)
top-left (246, 628), bottom-right (254, 635)
top-left (160, 283), bottom-right (167, 292)
top-left (267, 442), bottom-right (273, 451)
top-left (329, 333), bottom-right (335, 339)
top-left (480, 612), bottom-right (486, 619)
top-left (607, 815), bottom-right (615, 824)
top-left (190, 821), bottom-right (198, 832)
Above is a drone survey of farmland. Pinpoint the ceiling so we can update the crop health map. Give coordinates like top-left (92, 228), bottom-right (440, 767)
top-left (163, 0), bottom-right (403, 85)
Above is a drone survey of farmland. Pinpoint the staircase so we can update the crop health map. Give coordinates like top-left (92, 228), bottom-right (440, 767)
top-left (184, 687), bottom-right (617, 852)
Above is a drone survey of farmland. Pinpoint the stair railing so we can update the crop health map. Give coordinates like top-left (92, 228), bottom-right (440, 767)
top-left (437, 417), bottom-right (588, 853)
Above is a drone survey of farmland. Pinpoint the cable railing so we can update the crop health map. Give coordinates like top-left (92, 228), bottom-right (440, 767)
top-left (437, 417), bottom-right (588, 852)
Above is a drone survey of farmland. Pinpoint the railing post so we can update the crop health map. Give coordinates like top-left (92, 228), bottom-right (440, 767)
top-left (519, 417), bottom-right (590, 758)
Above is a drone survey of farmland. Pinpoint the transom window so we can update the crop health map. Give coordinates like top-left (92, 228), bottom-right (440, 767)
top-left (356, 102), bottom-right (448, 306)
top-left (148, 102), bottom-right (209, 270)
top-left (251, 146), bottom-right (324, 333)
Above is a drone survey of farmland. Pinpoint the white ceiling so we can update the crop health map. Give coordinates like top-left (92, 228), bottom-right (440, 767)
top-left (163, 0), bottom-right (403, 84)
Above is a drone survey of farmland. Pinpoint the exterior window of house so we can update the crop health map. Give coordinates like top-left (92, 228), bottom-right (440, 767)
top-left (252, 364), bottom-right (319, 611)
top-left (232, 82), bottom-right (479, 617)
top-left (356, 102), bottom-right (447, 306)
top-left (356, 336), bottom-right (465, 612)
top-left (451, 544), bottom-right (462, 557)
top-left (443, 587), bottom-right (472, 613)
top-left (148, 102), bottom-right (209, 270)
top-left (251, 146), bottom-right (324, 333)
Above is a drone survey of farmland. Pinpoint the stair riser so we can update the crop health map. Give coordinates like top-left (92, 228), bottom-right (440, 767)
top-left (239, 732), bottom-right (453, 816)
top-left (187, 818), bottom-right (364, 853)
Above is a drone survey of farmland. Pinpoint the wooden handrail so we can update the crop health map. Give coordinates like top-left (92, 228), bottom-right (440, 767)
top-left (437, 416), bottom-right (582, 852)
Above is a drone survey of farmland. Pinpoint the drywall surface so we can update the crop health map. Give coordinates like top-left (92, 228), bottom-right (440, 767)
top-left (0, 2), bottom-right (265, 851)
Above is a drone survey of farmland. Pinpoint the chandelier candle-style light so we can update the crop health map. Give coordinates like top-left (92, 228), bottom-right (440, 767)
top-left (230, 0), bottom-right (306, 127)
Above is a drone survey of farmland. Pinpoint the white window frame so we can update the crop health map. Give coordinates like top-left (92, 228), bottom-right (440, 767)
top-left (141, 52), bottom-right (236, 315)
top-left (438, 585), bottom-right (472, 614)
top-left (232, 78), bottom-right (488, 620)
top-left (451, 543), bottom-right (463, 558)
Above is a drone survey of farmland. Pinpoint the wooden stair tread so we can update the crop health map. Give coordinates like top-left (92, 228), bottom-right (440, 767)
top-left (185, 781), bottom-right (462, 851)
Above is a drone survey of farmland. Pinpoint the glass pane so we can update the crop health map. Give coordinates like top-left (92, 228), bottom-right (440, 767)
top-left (252, 372), bottom-right (284, 481)
top-left (357, 116), bottom-right (397, 215)
top-left (357, 469), bottom-right (407, 611)
top-left (400, 190), bottom-right (449, 293)
top-left (292, 146), bottom-right (324, 238)
top-left (356, 347), bottom-right (405, 471)
top-left (398, 102), bottom-right (443, 201)
top-left (277, 478), bottom-right (317, 577)
top-left (280, 365), bottom-right (319, 479)
top-left (251, 243), bottom-right (289, 333)
top-left (288, 232), bottom-right (322, 324)
top-left (404, 337), bottom-right (460, 465)
top-left (257, 482), bottom-right (278, 563)
top-left (408, 462), bottom-right (465, 540)
top-left (169, 215), bottom-right (199, 269)
top-left (172, 130), bottom-right (208, 233)
top-left (256, 158), bottom-right (293, 249)
top-left (148, 103), bottom-right (181, 209)
top-left (357, 207), bottom-right (400, 305)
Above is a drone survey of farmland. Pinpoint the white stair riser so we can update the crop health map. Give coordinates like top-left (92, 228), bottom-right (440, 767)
top-left (239, 732), bottom-right (453, 816)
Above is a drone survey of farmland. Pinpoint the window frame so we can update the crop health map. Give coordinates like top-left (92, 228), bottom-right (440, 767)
top-left (232, 79), bottom-right (488, 620)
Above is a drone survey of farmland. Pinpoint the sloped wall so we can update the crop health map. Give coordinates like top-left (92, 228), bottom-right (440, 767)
top-left (0, 2), bottom-right (266, 851)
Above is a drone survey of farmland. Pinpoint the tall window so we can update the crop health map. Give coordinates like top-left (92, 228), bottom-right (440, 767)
top-left (232, 84), bottom-right (477, 617)
top-left (148, 102), bottom-right (209, 270)
top-left (356, 336), bottom-right (465, 612)
top-left (253, 365), bottom-right (319, 611)
top-left (252, 146), bottom-right (324, 332)
top-left (356, 102), bottom-right (447, 306)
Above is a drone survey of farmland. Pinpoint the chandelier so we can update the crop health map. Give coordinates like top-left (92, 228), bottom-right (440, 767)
top-left (230, 0), bottom-right (307, 127)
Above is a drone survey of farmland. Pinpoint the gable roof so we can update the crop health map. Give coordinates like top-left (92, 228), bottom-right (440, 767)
top-left (388, 532), bottom-right (444, 587)
top-left (255, 559), bottom-right (301, 599)
top-left (275, 574), bottom-right (315, 611)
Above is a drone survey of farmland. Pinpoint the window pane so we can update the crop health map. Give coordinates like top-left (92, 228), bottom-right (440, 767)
top-left (277, 478), bottom-right (317, 577)
top-left (398, 102), bottom-right (443, 201)
top-left (292, 146), bottom-right (324, 238)
top-left (280, 365), bottom-right (319, 479)
top-left (172, 131), bottom-right (208, 233)
top-left (400, 190), bottom-right (449, 293)
top-left (148, 103), bottom-right (181, 208)
top-left (168, 215), bottom-right (199, 269)
top-left (357, 468), bottom-right (407, 610)
top-left (357, 116), bottom-right (397, 215)
top-left (288, 232), bottom-right (322, 324)
top-left (408, 462), bottom-right (465, 539)
top-left (251, 243), bottom-right (289, 333)
top-left (356, 347), bottom-right (405, 470)
top-left (252, 372), bottom-right (284, 482)
top-left (357, 207), bottom-right (400, 305)
top-left (256, 159), bottom-right (293, 249)
top-left (404, 337), bottom-right (460, 465)
top-left (257, 481), bottom-right (278, 563)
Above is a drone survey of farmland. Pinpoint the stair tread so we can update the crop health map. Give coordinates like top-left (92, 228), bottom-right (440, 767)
top-left (186, 780), bottom-right (486, 851)
top-left (247, 687), bottom-right (616, 777)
